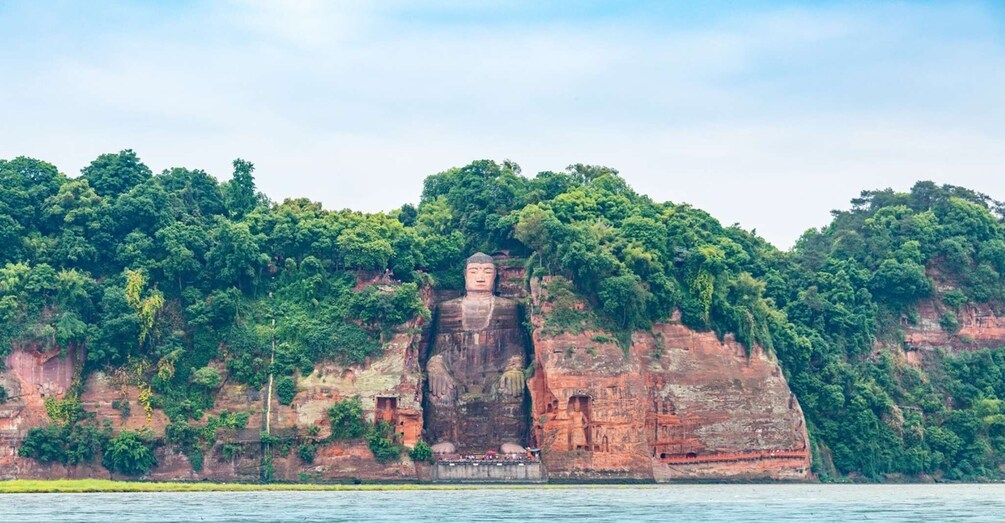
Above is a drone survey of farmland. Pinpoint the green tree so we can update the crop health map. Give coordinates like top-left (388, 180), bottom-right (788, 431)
top-left (871, 259), bottom-right (932, 304)
top-left (80, 150), bottom-right (152, 199)
top-left (192, 366), bottom-right (222, 389)
top-left (224, 159), bottom-right (259, 217)
top-left (103, 430), bottom-right (157, 476)
top-left (408, 440), bottom-right (433, 462)
top-left (367, 420), bottom-right (403, 463)
top-left (276, 376), bottom-right (296, 405)
top-left (328, 397), bottom-right (366, 440)
top-left (158, 167), bottom-right (227, 218)
top-left (205, 218), bottom-right (266, 290)
top-left (597, 273), bottom-right (650, 331)
top-left (0, 156), bottom-right (64, 232)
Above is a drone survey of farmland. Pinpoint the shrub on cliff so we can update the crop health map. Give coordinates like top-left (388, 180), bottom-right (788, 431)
top-left (367, 421), bottom-right (403, 463)
top-left (191, 366), bottom-right (222, 389)
top-left (19, 424), bottom-right (106, 466)
top-left (297, 442), bottom-right (318, 464)
top-left (19, 426), bottom-right (68, 464)
top-left (408, 440), bottom-right (433, 463)
top-left (940, 311), bottom-right (960, 333)
top-left (103, 430), bottom-right (157, 476)
top-left (349, 282), bottom-right (429, 332)
top-left (327, 397), bottom-right (366, 440)
top-left (165, 411), bottom-right (250, 472)
top-left (0, 385), bottom-right (7, 404)
top-left (276, 376), bottom-right (296, 406)
top-left (44, 396), bottom-right (85, 427)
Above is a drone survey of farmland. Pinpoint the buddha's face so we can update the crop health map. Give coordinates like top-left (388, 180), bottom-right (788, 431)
top-left (465, 262), bottom-right (496, 294)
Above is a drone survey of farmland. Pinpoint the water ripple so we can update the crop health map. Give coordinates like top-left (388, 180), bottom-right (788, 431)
top-left (3, 484), bottom-right (1004, 522)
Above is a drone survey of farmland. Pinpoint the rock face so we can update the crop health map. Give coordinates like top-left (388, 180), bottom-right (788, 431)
top-left (277, 321), bottom-right (425, 482)
top-left (900, 300), bottom-right (1005, 364)
top-left (527, 277), bottom-right (811, 481)
top-left (0, 269), bottom-right (812, 482)
top-left (0, 280), bottom-right (428, 482)
top-left (642, 323), bottom-right (811, 481)
top-left (0, 346), bottom-right (82, 479)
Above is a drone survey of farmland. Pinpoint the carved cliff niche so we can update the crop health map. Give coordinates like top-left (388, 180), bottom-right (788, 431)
top-left (376, 397), bottom-right (398, 426)
top-left (647, 388), bottom-right (700, 460)
top-left (567, 395), bottom-right (591, 451)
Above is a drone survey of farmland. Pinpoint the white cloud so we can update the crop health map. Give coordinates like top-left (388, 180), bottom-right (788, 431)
top-left (1, 1), bottom-right (1003, 248)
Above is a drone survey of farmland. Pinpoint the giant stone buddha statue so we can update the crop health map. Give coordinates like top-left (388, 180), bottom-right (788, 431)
top-left (424, 253), bottom-right (528, 454)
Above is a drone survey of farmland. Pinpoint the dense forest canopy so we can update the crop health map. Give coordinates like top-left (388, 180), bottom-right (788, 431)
top-left (2, 151), bottom-right (1005, 480)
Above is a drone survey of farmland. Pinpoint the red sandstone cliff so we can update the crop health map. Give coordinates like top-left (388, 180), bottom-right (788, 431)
top-left (0, 325), bottom-right (425, 482)
top-left (0, 276), bottom-right (429, 482)
top-left (891, 269), bottom-right (1005, 365)
top-left (527, 277), bottom-right (811, 481)
top-left (898, 299), bottom-right (1005, 365)
top-left (271, 319), bottom-right (425, 482)
top-left (0, 345), bottom-right (83, 479)
top-left (1, 271), bottom-right (811, 482)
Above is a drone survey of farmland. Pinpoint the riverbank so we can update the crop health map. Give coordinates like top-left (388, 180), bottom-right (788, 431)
top-left (0, 479), bottom-right (638, 494)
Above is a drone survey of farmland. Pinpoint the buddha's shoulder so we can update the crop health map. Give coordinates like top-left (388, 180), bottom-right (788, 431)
top-left (491, 296), bottom-right (519, 310)
top-left (437, 297), bottom-right (463, 312)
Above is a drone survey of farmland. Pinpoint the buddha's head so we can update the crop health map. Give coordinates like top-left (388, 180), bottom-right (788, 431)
top-left (464, 252), bottom-right (497, 296)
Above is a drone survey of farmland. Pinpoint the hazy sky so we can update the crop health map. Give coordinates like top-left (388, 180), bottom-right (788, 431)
top-left (2, 1), bottom-right (1004, 248)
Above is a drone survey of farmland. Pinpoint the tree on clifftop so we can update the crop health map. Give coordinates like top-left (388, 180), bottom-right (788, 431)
top-left (224, 158), bottom-right (259, 218)
top-left (80, 149), bottom-right (152, 199)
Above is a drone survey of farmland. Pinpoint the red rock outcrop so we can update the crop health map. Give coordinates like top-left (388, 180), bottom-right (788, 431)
top-left (900, 299), bottom-right (1005, 363)
top-left (160, 312), bottom-right (428, 483)
top-left (1, 270), bottom-right (812, 482)
top-left (273, 320), bottom-right (425, 481)
top-left (642, 323), bottom-right (811, 481)
top-left (527, 277), bottom-right (811, 481)
top-left (895, 270), bottom-right (1005, 363)
top-left (0, 345), bottom-right (83, 479)
top-left (0, 279), bottom-right (429, 482)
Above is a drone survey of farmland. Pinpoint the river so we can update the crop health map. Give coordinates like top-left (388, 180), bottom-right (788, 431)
top-left (3, 484), bottom-right (1003, 522)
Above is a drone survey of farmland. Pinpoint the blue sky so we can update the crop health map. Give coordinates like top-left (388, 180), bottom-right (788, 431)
top-left (2, 1), bottom-right (1004, 247)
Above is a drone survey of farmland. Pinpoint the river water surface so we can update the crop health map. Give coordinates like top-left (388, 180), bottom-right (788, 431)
top-left (3, 484), bottom-right (1004, 522)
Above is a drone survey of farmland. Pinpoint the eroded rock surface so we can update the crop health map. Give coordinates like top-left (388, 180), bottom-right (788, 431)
top-left (527, 277), bottom-right (811, 481)
top-left (0, 346), bottom-right (82, 479)
top-left (279, 322), bottom-right (424, 481)
top-left (0, 301), bottom-right (427, 482)
top-left (900, 300), bottom-right (1005, 364)
top-left (1, 270), bottom-right (812, 482)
